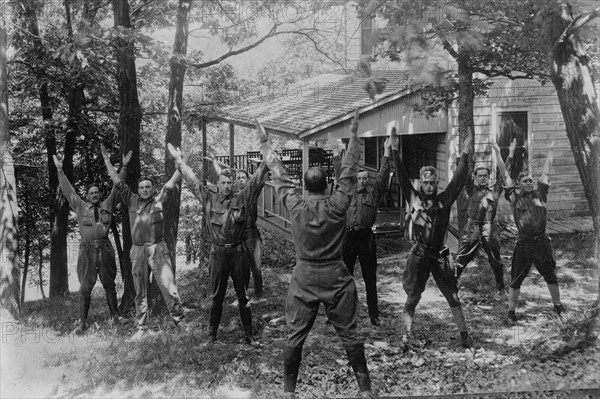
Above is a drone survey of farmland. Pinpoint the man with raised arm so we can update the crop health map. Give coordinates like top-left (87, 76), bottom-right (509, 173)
top-left (493, 141), bottom-right (563, 323)
top-left (102, 146), bottom-right (186, 341)
top-left (210, 156), bottom-right (268, 299)
top-left (392, 130), bottom-right (473, 349)
top-left (53, 149), bottom-right (131, 335)
top-left (256, 110), bottom-right (373, 398)
top-left (330, 131), bottom-right (394, 326)
top-left (235, 166), bottom-right (268, 298)
top-left (168, 145), bottom-right (269, 346)
top-left (455, 159), bottom-right (506, 297)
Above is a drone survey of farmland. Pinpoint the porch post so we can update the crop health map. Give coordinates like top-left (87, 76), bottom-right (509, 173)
top-left (202, 117), bottom-right (207, 184)
top-left (229, 123), bottom-right (235, 167)
top-left (302, 140), bottom-right (309, 197)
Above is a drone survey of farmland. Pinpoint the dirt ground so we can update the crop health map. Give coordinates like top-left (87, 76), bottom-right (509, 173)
top-left (1, 231), bottom-right (599, 398)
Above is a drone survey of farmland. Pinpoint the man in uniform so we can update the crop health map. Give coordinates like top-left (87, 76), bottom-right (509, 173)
top-left (168, 144), bottom-right (269, 346)
top-left (102, 146), bottom-right (187, 341)
top-left (330, 132), bottom-right (394, 326)
top-left (53, 150), bottom-right (131, 334)
top-left (492, 141), bottom-right (563, 323)
top-left (235, 167), bottom-right (267, 298)
top-left (455, 163), bottom-right (506, 296)
top-left (392, 130), bottom-right (473, 348)
top-left (256, 110), bottom-right (373, 398)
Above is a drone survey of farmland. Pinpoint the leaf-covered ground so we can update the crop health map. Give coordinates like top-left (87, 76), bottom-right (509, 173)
top-left (1, 231), bottom-right (599, 398)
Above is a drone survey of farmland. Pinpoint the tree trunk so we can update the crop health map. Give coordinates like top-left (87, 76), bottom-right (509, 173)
top-left (20, 199), bottom-right (32, 305)
top-left (536, 3), bottom-right (600, 302)
top-left (112, 0), bottom-right (141, 312)
top-left (38, 245), bottom-right (46, 300)
top-left (163, 0), bottom-right (193, 270)
top-left (18, 1), bottom-right (69, 298)
top-left (456, 45), bottom-right (475, 233)
top-left (0, 16), bottom-right (21, 318)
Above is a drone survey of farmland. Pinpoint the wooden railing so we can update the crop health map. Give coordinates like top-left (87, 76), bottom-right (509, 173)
top-left (257, 181), bottom-right (292, 229)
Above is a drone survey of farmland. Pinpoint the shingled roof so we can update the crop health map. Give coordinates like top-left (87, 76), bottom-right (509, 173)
top-left (211, 69), bottom-right (424, 139)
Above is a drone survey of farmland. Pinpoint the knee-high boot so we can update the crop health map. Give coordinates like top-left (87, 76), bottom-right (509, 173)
top-left (283, 346), bottom-right (303, 394)
top-left (239, 305), bottom-right (253, 344)
top-left (209, 302), bottom-right (223, 341)
top-left (344, 343), bottom-right (372, 396)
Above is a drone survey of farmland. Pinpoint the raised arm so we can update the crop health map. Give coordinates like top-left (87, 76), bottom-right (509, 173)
top-left (444, 129), bottom-right (473, 203)
top-left (53, 155), bottom-right (84, 211)
top-left (374, 134), bottom-right (394, 199)
top-left (329, 132), bottom-right (343, 181)
top-left (391, 135), bottom-right (415, 202)
top-left (539, 140), bottom-right (554, 186)
top-left (493, 142), bottom-right (512, 188)
top-left (335, 109), bottom-right (361, 198)
top-left (255, 118), bottom-right (300, 210)
top-left (168, 143), bottom-right (206, 201)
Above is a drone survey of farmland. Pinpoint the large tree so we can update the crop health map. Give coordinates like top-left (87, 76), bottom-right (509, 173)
top-left (0, 6), bottom-right (20, 318)
top-left (534, 2), bottom-right (600, 259)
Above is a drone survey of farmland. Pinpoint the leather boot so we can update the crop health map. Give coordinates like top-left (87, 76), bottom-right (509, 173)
top-left (106, 290), bottom-right (128, 324)
top-left (75, 296), bottom-right (91, 335)
top-left (401, 309), bottom-right (414, 350)
top-left (283, 346), bottom-right (303, 394)
top-left (345, 343), bottom-right (372, 395)
top-left (209, 302), bottom-right (223, 342)
top-left (239, 305), bottom-right (256, 346)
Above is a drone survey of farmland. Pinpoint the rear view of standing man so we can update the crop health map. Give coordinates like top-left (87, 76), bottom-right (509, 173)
top-left (256, 110), bottom-right (373, 398)
top-left (53, 149), bottom-right (131, 335)
top-left (331, 132), bottom-right (394, 326)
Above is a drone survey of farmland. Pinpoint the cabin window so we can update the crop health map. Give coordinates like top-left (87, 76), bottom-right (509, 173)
top-left (363, 137), bottom-right (384, 169)
top-left (497, 111), bottom-right (529, 180)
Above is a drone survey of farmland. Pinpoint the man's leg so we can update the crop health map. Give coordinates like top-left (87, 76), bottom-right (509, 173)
top-left (482, 223), bottom-right (505, 293)
top-left (455, 223), bottom-right (479, 280)
top-left (323, 262), bottom-right (371, 396)
top-left (148, 242), bottom-right (185, 325)
top-left (231, 247), bottom-right (254, 344)
top-left (130, 245), bottom-right (150, 332)
top-left (402, 250), bottom-right (429, 344)
top-left (431, 256), bottom-right (471, 347)
top-left (245, 228), bottom-right (264, 297)
top-left (97, 241), bottom-right (126, 323)
top-left (209, 247), bottom-right (230, 342)
top-left (342, 231), bottom-right (359, 276)
top-left (532, 237), bottom-right (563, 314)
top-left (284, 263), bottom-right (320, 395)
top-left (357, 231), bottom-right (379, 325)
top-left (508, 241), bottom-right (533, 323)
top-left (75, 242), bottom-right (96, 335)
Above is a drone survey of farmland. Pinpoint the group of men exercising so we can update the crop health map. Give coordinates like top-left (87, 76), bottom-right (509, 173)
top-left (55, 110), bottom-right (563, 398)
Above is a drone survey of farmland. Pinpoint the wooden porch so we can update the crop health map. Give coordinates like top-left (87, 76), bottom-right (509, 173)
top-left (256, 182), bottom-right (595, 248)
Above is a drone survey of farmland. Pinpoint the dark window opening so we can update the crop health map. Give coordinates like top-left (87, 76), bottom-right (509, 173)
top-left (497, 111), bottom-right (528, 181)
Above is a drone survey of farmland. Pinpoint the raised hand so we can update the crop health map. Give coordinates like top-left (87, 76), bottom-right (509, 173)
top-left (328, 132), bottom-right (342, 157)
top-left (254, 118), bottom-right (269, 143)
top-left (509, 138), bottom-right (517, 156)
top-left (492, 141), bottom-right (501, 155)
top-left (167, 143), bottom-right (183, 164)
top-left (350, 109), bottom-right (359, 134)
top-left (53, 155), bottom-right (63, 171)
top-left (122, 150), bottom-right (133, 166)
top-left (100, 144), bottom-right (118, 182)
top-left (390, 127), bottom-right (399, 150)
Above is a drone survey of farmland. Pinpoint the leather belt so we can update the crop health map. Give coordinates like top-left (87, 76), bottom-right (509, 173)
top-left (214, 241), bottom-right (241, 248)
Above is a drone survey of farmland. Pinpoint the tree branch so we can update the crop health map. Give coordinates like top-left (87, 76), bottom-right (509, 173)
top-left (436, 28), bottom-right (459, 59)
top-left (292, 31), bottom-right (347, 73)
top-left (561, 6), bottom-right (600, 43)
